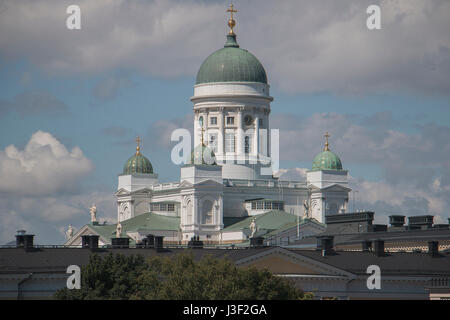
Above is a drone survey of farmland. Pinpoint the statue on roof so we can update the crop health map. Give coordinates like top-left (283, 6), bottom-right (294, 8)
top-left (249, 217), bottom-right (257, 238)
top-left (66, 224), bottom-right (74, 239)
top-left (303, 200), bottom-right (310, 218)
top-left (116, 222), bottom-right (122, 238)
top-left (89, 204), bottom-right (97, 223)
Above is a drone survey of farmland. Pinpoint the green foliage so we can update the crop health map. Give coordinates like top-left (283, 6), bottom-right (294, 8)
top-left (55, 252), bottom-right (312, 300)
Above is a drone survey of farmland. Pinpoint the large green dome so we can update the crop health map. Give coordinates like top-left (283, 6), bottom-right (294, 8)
top-left (312, 150), bottom-right (343, 171)
top-left (196, 34), bottom-right (267, 85)
top-left (123, 148), bottom-right (153, 175)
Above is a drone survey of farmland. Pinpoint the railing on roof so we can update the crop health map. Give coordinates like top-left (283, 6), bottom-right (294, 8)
top-left (223, 179), bottom-right (306, 189)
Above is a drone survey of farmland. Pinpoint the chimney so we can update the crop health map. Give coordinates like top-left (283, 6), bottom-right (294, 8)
top-left (372, 224), bottom-right (387, 232)
top-left (428, 241), bottom-right (440, 257)
top-left (111, 237), bottom-right (129, 248)
top-left (249, 236), bottom-right (264, 248)
top-left (154, 236), bottom-right (164, 251)
top-left (408, 215), bottom-right (434, 229)
top-left (142, 234), bottom-right (155, 248)
top-left (15, 230), bottom-right (34, 250)
top-left (317, 236), bottom-right (334, 256)
top-left (188, 235), bottom-right (204, 249)
top-left (373, 240), bottom-right (385, 257)
top-left (389, 215), bottom-right (405, 227)
top-left (82, 235), bottom-right (99, 249)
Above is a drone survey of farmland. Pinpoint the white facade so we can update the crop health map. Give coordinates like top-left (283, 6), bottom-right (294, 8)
top-left (107, 30), bottom-right (352, 243)
top-left (191, 82), bottom-right (273, 180)
top-left (306, 170), bottom-right (351, 223)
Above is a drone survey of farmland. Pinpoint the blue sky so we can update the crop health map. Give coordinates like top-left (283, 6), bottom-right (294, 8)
top-left (0, 0), bottom-right (449, 244)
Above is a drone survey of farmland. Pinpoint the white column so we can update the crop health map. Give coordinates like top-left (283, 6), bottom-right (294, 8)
top-left (204, 111), bottom-right (208, 146)
top-left (194, 112), bottom-right (199, 148)
top-left (254, 115), bottom-right (259, 156)
top-left (266, 111), bottom-right (270, 157)
top-left (218, 109), bottom-right (224, 156)
top-left (236, 108), bottom-right (244, 155)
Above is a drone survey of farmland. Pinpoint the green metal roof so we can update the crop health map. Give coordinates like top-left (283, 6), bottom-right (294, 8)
top-left (123, 152), bottom-right (153, 175)
top-left (196, 34), bottom-right (267, 85)
top-left (311, 150), bottom-right (343, 171)
top-left (86, 212), bottom-right (181, 244)
top-left (120, 212), bottom-right (180, 232)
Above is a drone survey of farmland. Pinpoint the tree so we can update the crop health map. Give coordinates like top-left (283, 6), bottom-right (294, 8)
top-left (55, 252), bottom-right (312, 300)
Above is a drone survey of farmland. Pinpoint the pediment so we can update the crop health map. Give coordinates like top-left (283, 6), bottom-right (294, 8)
top-left (64, 225), bottom-right (109, 246)
top-left (235, 247), bottom-right (355, 278)
top-left (115, 188), bottom-right (130, 196)
top-left (179, 180), bottom-right (194, 189)
top-left (194, 179), bottom-right (223, 187)
top-left (129, 187), bottom-right (152, 195)
top-left (320, 184), bottom-right (352, 192)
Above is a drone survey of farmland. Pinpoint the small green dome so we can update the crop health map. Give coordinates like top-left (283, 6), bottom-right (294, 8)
top-left (190, 144), bottom-right (217, 165)
top-left (312, 150), bottom-right (343, 171)
top-left (123, 150), bottom-right (153, 174)
top-left (196, 34), bottom-right (267, 85)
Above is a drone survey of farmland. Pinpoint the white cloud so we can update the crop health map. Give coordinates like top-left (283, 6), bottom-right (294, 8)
top-left (0, 0), bottom-right (448, 95)
top-left (0, 131), bottom-right (93, 196)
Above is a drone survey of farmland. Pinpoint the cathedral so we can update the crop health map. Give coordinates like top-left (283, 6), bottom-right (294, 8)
top-left (65, 6), bottom-right (351, 247)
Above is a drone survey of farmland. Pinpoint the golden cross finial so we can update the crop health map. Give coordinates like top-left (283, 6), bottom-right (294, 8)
top-left (324, 132), bottom-right (330, 151)
top-left (135, 136), bottom-right (141, 155)
top-left (227, 3), bottom-right (238, 35)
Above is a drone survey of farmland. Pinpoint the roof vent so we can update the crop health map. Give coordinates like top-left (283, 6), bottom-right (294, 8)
top-left (408, 215), bottom-right (434, 229)
top-left (317, 236), bottom-right (334, 256)
top-left (362, 240), bottom-right (372, 252)
top-left (111, 237), bottom-right (129, 248)
top-left (389, 215), bottom-right (405, 227)
top-left (16, 231), bottom-right (34, 250)
top-left (154, 236), bottom-right (164, 251)
top-left (373, 240), bottom-right (385, 257)
top-left (188, 235), bottom-right (204, 249)
top-left (81, 235), bottom-right (99, 250)
top-left (250, 236), bottom-right (264, 248)
top-left (140, 234), bottom-right (155, 248)
top-left (372, 224), bottom-right (387, 232)
top-left (428, 241), bottom-right (440, 257)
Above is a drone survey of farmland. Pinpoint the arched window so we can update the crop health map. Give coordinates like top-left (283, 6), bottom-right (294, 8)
top-left (202, 200), bottom-right (213, 224)
top-left (186, 200), bottom-right (193, 224)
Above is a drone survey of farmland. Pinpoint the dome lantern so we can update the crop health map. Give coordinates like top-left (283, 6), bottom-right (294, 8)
top-left (311, 133), bottom-right (343, 171)
top-left (123, 136), bottom-right (154, 174)
top-left (195, 4), bottom-right (267, 85)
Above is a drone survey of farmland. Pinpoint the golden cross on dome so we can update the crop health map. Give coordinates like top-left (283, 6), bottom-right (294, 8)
top-left (135, 136), bottom-right (141, 155)
top-left (227, 3), bottom-right (238, 35)
top-left (324, 132), bottom-right (330, 151)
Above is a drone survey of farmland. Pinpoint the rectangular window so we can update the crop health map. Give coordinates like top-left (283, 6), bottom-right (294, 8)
top-left (256, 201), bottom-right (263, 210)
top-left (210, 117), bottom-right (217, 125)
top-left (245, 135), bottom-right (252, 154)
top-left (279, 202), bottom-right (284, 211)
top-left (259, 118), bottom-right (263, 126)
top-left (160, 203), bottom-right (167, 211)
top-left (264, 201), bottom-right (272, 210)
top-left (226, 116), bottom-right (234, 125)
top-left (272, 202), bottom-right (279, 210)
top-left (251, 202), bottom-right (256, 210)
top-left (167, 204), bottom-right (175, 211)
top-left (225, 133), bottom-right (235, 153)
top-left (208, 133), bottom-right (218, 153)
